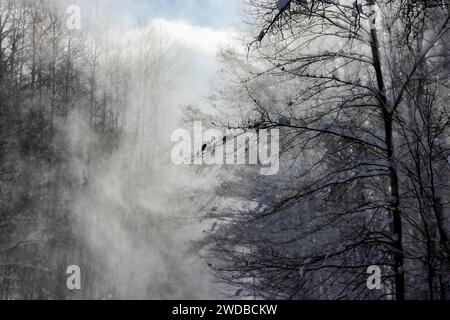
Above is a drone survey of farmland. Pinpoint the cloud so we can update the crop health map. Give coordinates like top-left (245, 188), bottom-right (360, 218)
top-left (151, 18), bottom-right (235, 55)
top-left (142, 18), bottom-right (238, 111)
top-left (72, 0), bottom-right (243, 30)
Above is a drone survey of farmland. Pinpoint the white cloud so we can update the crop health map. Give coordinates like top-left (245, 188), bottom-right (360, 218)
top-left (150, 18), bottom-right (236, 55)
top-left (140, 18), bottom-right (239, 111)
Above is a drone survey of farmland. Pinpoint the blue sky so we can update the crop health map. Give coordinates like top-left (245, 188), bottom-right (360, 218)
top-left (70, 0), bottom-right (244, 113)
top-left (129, 0), bottom-right (243, 28)
top-left (84, 0), bottom-right (244, 29)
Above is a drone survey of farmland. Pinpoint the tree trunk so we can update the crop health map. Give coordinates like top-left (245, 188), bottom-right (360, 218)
top-left (369, 15), bottom-right (405, 300)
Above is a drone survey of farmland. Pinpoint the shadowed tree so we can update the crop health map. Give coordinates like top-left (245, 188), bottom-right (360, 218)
top-left (201, 0), bottom-right (450, 300)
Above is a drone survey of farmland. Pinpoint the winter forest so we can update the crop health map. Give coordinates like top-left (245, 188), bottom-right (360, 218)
top-left (0, 0), bottom-right (450, 300)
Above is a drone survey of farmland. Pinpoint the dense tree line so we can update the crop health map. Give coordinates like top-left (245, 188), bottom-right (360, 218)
top-left (0, 0), bottom-right (123, 299)
top-left (0, 0), bottom-right (189, 299)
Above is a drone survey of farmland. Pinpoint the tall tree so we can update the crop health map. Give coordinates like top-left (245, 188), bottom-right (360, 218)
top-left (202, 0), bottom-right (450, 300)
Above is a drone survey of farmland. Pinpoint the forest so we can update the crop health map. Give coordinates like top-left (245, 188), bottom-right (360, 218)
top-left (1, 0), bottom-right (450, 300)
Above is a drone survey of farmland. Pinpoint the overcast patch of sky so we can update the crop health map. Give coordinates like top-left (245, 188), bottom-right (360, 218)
top-left (69, 0), bottom-right (244, 113)
top-left (77, 0), bottom-right (244, 30)
top-left (134, 0), bottom-right (243, 28)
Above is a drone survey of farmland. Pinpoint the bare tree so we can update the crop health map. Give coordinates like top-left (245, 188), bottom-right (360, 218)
top-left (202, 0), bottom-right (450, 300)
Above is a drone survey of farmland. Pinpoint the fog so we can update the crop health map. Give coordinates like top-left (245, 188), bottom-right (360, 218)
top-left (63, 6), bottom-right (238, 299)
top-left (0, 0), bottom-right (239, 299)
